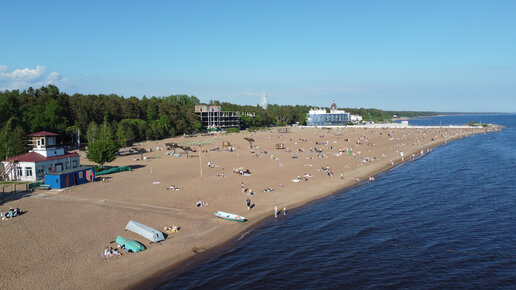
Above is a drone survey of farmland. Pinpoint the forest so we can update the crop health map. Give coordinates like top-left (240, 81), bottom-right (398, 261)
top-left (0, 85), bottom-right (437, 159)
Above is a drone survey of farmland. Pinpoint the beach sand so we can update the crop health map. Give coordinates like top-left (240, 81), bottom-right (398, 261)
top-left (0, 126), bottom-right (498, 289)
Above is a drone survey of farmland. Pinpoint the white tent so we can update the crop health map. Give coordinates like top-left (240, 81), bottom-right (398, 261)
top-left (125, 220), bottom-right (165, 242)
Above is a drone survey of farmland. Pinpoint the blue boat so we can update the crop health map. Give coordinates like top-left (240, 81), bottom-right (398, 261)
top-left (115, 236), bottom-right (146, 252)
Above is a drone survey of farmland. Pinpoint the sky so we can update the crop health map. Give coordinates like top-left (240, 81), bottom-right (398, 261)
top-left (1, 0), bottom-right (515, 112)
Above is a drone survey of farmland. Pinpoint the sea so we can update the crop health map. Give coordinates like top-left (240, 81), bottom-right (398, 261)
top-left (154, 114), bottom-right (516, 289)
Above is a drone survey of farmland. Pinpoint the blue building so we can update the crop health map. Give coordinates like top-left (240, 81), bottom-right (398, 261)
top-left (44, 166), bottom-right (95, 189)
top-left (307, 101), bottom-right (351, 126)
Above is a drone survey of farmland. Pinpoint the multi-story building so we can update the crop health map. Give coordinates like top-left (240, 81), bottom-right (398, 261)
top-left (194, 105), bottom-right (240, 130)
top-left (1, 131), bottom-right (94, 188)
top-left (307, 101), bottom-right (351, 126)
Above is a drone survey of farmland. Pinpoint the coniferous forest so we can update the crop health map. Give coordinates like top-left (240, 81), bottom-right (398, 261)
top-left (0, 85), bottom-right (436, 159)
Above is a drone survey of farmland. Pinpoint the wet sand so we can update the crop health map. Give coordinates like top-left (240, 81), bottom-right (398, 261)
top-left (0, 125), bottom-right (498, 289)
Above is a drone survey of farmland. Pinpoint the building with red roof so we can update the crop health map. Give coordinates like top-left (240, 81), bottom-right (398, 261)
top-left (1, 131), bottom-right (88, 183)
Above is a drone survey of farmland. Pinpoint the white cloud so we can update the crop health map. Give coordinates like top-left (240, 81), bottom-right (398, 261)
top-left (0, 65), bottom-right (68, 91)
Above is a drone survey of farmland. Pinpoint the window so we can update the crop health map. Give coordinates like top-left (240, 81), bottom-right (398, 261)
top-left (37, 165), bottom-right (44, 176)
top-left (41, 138), bottom-right (45, 145)
top-left (25, 167), bottom-right (33, 177)
top-left (17, 167), bottom-right (23, 177)
top-left (72, 160), bottom-right (78, 168)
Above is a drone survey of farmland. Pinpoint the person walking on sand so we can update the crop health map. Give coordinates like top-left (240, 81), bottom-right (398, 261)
top-left (241, 182), bottom-right (245, 193)
top-left (246, 198), bottom-right (251, 211)
top-left (340, 172), bottom-right (344, 180)
top-left (274, 205), bottom-right (278, 218)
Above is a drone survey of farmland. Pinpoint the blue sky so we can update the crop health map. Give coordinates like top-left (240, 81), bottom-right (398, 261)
top-left (1, 0), bottom-right (515, 112)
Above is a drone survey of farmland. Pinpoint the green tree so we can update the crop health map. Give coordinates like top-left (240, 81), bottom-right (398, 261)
top-left (0, 117), bottom-right (28, 159)
top-left (86, 121), bottom-right (119, 166)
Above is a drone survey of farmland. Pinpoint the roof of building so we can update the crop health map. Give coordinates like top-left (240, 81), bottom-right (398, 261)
top-left (45, 165), bottom-right (94, 176)
top-left (2, 151), bottom-right (79, 163)
top-left (28, 131), bottom-right (59, 137)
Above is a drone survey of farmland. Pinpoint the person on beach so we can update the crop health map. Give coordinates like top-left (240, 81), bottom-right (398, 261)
top-left (283, 206), bottom-right (287, 216)
top-left (246, 198), bottom-right (251, 211)
top-left (340, 172), bottom-right (344, 180)
top-left (274, 205), bottom-right (278, 218)
top-left (104, 246), bottom-right (112, 257)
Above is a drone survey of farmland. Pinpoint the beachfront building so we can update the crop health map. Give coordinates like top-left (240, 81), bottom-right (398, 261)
top-left (307, 101), bottom-right (351, 126)
top-left (194, 105), bottom-right (241, 131)
top-left (350, 114), bottom-right (363, 124)
top-left (0, 131), bottom-right (94, 186)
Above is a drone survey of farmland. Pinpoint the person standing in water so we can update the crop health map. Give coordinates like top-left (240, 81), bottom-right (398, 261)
top-left (283, 206), bottom-right (287, 216)
top-left (274, 205), bottom-right (278, 218)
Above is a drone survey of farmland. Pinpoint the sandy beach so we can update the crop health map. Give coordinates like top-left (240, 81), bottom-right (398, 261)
top-left (0, 125), bottom-right (499, 289)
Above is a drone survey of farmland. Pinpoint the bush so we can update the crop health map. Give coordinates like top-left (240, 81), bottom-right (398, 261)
top-left (225, 127), bottom-right (240, 134)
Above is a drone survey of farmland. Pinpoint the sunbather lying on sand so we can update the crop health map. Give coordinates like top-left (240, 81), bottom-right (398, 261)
top-left (196, 200), bottom-right (208, 207)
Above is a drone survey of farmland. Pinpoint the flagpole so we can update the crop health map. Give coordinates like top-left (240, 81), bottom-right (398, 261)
top-left (199, 143), bottom-right (203, 179)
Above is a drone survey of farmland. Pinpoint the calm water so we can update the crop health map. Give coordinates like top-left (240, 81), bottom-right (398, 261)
top-left (156, 114), bottom-right (516, 289)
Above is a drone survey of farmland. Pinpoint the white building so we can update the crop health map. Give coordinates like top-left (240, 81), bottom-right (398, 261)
top-left (261, 94), bottom-right (268, 110)
top-left (350, 115), bottom-right (363, 124)
top-left (1, 131), bottom-right (81, 182)
top-left (307, 101), bottom-right (351, 126)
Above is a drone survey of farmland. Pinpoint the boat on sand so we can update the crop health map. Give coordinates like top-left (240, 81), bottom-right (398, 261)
top-left (115, 236), bottom-right (146, 252)
top-left (214, 211), bottom-right (246, 222)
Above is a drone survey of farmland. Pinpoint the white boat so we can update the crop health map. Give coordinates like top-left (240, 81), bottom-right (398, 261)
top-left (125, 220), bottom-right (165, 242)
top-left (214, 211), bottom-right (246, 222)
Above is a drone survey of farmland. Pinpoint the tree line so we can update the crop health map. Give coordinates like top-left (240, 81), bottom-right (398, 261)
top-left (0, 85), bottom-right (436, 160)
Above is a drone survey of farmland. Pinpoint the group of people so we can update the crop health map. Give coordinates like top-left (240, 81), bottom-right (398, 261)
top-left (164, 224), bottom-right (179, 233)
top-left (103, 246), bottom-right (121, 258)
top-left (274, 205), bottom-right (287, 218)
top-left (167, 185), bottom-right (180, 191)
top-left (233, 168), bottom-right (251, 175)
top-left (1, 207), bottom-right (21, 220)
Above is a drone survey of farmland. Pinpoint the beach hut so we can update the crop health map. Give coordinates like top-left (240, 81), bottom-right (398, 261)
top-left (44, 166), bottom-right (95, 189)
top-left (125, 221), bottom-right (165, 242)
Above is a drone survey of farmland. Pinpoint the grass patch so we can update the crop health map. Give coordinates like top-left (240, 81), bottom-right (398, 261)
top-left (178, 140), bottom-right (215, 146)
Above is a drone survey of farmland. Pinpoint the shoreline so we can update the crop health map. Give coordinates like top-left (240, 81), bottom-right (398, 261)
top-left (1, 126), bottom-right (500, 289)
top-left (130, 135), bottom-right (466, 289)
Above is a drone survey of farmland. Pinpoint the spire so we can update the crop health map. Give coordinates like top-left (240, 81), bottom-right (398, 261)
top-left (330, 100), bottom-right (337, 110)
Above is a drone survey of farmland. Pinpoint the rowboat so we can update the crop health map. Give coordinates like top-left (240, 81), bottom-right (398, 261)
top-left (115, 236), bottom-right (146, 252)
top-left (214, 211), bottom-right (246, 222)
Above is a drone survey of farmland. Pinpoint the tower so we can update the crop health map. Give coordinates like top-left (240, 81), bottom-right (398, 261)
top-left (261, 94), bottom-right (268, 110)
top-left (330, 100), bottom-right (337, 111)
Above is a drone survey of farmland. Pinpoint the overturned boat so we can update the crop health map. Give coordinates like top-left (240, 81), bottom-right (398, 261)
top-left (115, 236), bottom-right (145, 252)
top-left (125, 220), bottom-right (165, 242)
